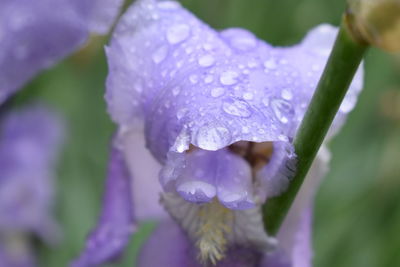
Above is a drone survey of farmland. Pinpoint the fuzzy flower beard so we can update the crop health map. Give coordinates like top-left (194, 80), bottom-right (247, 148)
top-left (75, 0), bottom-right (363, 266)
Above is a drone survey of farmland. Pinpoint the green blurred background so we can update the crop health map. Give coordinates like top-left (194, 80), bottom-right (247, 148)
top-left (14, 0), bottom-right (400, 266)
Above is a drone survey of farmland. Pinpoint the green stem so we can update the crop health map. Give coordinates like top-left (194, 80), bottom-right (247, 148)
top-left (262, 16), bottom-right (368, 235)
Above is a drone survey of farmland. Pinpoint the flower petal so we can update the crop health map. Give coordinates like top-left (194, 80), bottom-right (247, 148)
top-left (269, 146), bottom-right (331, 267)
top-left (0, 0), bottom-right (123, 104)
top-left (117, 128), bottom-right (166, 220)
top-left (82, 0), bottom-right (124, 34)
top-left (138, 219), bottom-right (201, 267)
top-left (160, 148), bottom-right (255, 209)
top-left (139, 219), bottom-right (271, 267)
top-left (284, 24), bottom-right (364, 138)
top-left (72, 145), bottom-right (135, 267)
top-left (0, 105), bottom-right (64, 243)
top-left (105, 0), bottom-right (363, 206)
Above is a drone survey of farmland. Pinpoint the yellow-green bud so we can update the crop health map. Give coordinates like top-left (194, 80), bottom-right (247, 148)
top-left (347, 0), bottom-right (400, 52)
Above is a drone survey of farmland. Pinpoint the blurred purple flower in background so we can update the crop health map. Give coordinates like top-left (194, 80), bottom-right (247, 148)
top-left (0, 105), bottom-right (64, 266)
top-left (0, 0), bottom-right (124, 104)
top-left (75, 0), bottom-right (364, 266)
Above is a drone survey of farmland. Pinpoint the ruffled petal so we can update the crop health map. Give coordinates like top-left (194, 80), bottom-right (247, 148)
top-left (283, 24), bottom-right (364, 138)
top-left (160, 148), bottom-right (255, 209)
top-left (0, 0), bottom-right (123, 104)
top-left (105, 0), bottom-right (363, 206)
top-left (0, 105), bottom-right (64, 243)
top-left (72, 145), bottom-right (135, 267)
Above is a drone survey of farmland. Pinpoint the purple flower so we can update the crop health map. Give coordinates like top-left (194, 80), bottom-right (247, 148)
top-left (76, 0), bottom-right (363, 266)
top-left (0, 0), bottom-right (124, 104)
top-left (0, 104), bottom-right (64, 266)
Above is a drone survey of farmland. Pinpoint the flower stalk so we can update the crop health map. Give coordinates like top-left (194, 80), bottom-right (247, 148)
top-left (263, 15), bottom-right (368, 235)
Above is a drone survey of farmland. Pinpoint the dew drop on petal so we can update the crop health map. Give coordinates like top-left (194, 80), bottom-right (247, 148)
top-left (264, 59), bottom-right (277, 69)
top-left (194, 125), bottom-right (231, 150)
top-left (243, 92), bottom-right (254, 100)
top-left (167, 24), bottom-right (190, 44)
top-left (211, 87), bottom-right (225, 98)
top-left (177, 108), bottom-right (188, 120)
top-left (242, 126), bottom-right (250, 134)
top-left (172, 87), bottom-right (180, 96)
top-left (222, 99), bottom-right (252, 118)
top-left (152, 45), bottom-right (168, 64)
top-left (281, 89), bottom-right (293, 100)
top-left (204, 75), bottom-right (214, 84)
top-left (220, 71), bottom-right (239, 85)
top-left (198, 54), bottom-right (215, 67)
top-left (230, 35), bottom-right (257, 51)
top-left (271, 99), bottom-right (293, 124)
top-left (262, 97), bottom-right (270, 107)
top-left (189, 74), bottom-right (199, 84)
top-left (157, 1), bottom-right (180, 10)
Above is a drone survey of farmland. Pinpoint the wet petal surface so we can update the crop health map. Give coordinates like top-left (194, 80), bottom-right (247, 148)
top-left (0, 0), bottom-right (123, 104)
top-left (72, 145), bottom-right (135, 267)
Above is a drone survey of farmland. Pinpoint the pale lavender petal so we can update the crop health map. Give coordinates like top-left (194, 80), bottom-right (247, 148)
top-left (0, 0), bottom-right (123, 104)
top-left (78, 0), bottom-right (124, 34)
top-left (138, 220), bottom-right (201, 267)
top-left (106, 0), bottom-right (362, 207)
top-left (118, 129), bottom-right (166, 220)
top-left (284, 24), bottom-right (364, 138)
top-left (162, 148), bottom-right (255, 209)
top-left (106, 0), bottom-right (295, 206)
top-left (256, 142), bottom-right (296, 200)
top-left (0, 105), bottom-right (63, 243)
top-left (72, 145), bottom-right (135, 267)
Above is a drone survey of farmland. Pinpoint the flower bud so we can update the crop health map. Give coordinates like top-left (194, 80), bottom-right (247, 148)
top-left (347, 0), bottom-right (400, 52)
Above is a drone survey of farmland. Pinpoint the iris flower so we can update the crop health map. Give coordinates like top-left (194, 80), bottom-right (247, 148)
top-left (0, 105), bottom-right (64, 266)
top-left (75, 0), bottom-right (363, 266)
top-left (0, 0), bottom-right (124, 104)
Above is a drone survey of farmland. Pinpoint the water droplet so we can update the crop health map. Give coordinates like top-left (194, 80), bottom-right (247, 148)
top-left (264, 59), bottom-right (277, 69)
top-left (243, 92), bottom-right (254, 100)
top-left (203, 43), bottom-right (213, 51)
top-left (189, 74), bottom-right (199, 84)
top-left (157, 1), bottom-right (180, 9)
top-left (177, 108), bottom-right (188, 120)
top-left (271, 99), bottom-right (293, 124)
top-left (220, 71), bottom-right (239, 85)
top-left (134, 81), bottom-right (143, 93)
top-left (211, 87), bottom-right (225, 97)
top-left (167, 24), bottom-right (190, 44)
top-left (204, 75), bottom-right (214, 84)
top-left (247, 60), bottom-right (258, 68)
top-left (194, 125), bottom-right (231, 150)
top-left (312, 64), bottom-right (320, 71)
top-left (172, 87), bottom-right (180, 96)
top-left (198, 54), bottom-right (215, 67)
top-left (281, 89), bottom-right (293, 100)
top-left (224, 29), bottom-right (257, 51)
top-left (262, 97), bottom-right (270, 107)
top-left (278, 135), bottom-right (288, 142)
top-left (223, 99), bottom-right (252, 117)
top-left (152, 45), bottom-right (168, 63)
